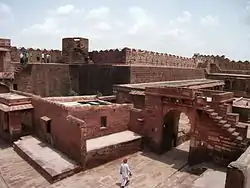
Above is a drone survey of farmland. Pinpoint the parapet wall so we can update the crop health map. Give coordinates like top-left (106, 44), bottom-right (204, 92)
top-left (0, 38), bottom-right (11, 48)
top-left (90, 48), bottom-right (196, 68)
top-left (195, 54), bottom-right (250, 73)
top-left (10, 47), bottom-right (62, 63)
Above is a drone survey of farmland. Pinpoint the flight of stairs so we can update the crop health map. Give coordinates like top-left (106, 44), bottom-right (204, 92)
top-left (13, 63), bottom-right (27, 78)
top-left (202, 104), bottom-right (247, 154)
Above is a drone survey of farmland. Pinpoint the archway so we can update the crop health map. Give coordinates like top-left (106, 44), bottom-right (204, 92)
top-left (161, 110), bottom-right (191, 153)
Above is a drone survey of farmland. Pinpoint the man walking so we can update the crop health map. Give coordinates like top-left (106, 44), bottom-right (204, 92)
top-left (120, 158), bottom-right (132, 188)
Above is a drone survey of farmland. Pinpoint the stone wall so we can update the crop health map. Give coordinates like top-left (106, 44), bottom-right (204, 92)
top-left (0, 38), bottom-right (11, 48)
top-left (70, 104), bottom-right (133, 140)
top-left (13, 63), bottom-right (71, 97)
top-left (62, 37), bottom-right (89, 63)
top-left (225, 146), bottom-right (250, 188)
top-left (86, 138), bottom-right (141, 168)
top-left (31, 97), bottom-right (82, 162)
top-left (128, 108), bottom-right (144, 135)
top-left (90, 48), bottom-right (196, 68)
top-left (10, 47), bottom-right (62, 63)
top-left (78, 64), bottom-right (131, 95)
top-left (195, 54), bottom-right (250, 74)
top-left (130, 66), bottom-right (205, 84)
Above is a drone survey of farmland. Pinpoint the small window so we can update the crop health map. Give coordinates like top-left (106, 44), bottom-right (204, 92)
top-left (100, 116), bottom-right (107, 128)
top-left (46, 120), bottom-right (52, 134)
top-left (13, 84), bottom-right (17, 90)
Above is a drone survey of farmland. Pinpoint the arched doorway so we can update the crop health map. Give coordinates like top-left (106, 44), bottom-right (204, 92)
top-left (161, 110), bottom-right (191, 152)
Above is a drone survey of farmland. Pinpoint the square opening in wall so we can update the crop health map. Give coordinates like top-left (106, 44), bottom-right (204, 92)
top-left (100, 116), bottom-right (107, 128)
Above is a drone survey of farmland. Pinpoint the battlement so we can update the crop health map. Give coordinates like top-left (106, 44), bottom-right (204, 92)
top-left (195, 54), bottom-right (250, 71)
top-left (89, 47), bottom-right (196, 68)
top-left (0, 38), bottom-right (11, 48)
top-left (10, 46), bottom-right (62, 63)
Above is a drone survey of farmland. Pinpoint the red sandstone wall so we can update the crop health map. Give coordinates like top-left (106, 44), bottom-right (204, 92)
top-left (89, 49), bottom-right (126, 64)
top-left (13, 63), bottom-right (71, 97)
top-left (10, 47), bottom-right (62, 63)
top-left (130, 66), bottom-right (205, 84)
top-left (89, 48), bottom-right (196, 68)
top-left (196, 55), bottom-right (250, 74)
top-left (32, 97), bottom-right (82, 162)
top-left (128, 108), bottom-right (144, 135)
top-left (70, 104), bottom-right (133, 139)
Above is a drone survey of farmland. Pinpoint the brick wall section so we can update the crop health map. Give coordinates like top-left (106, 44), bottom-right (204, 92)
top-left (78, 64), bottom-right (130, 95)
top-left (86, 138), bottom-right (141, 168)
top-left (128, 108), bottom-right (144, 135)
top-left (70, 104), bottom-right (133, 140)
top-left (13, 63), bottom-right (71, 97)
top-left (31, 97), bottom-right (82, 162)
top-left (130, 66), bottom-right (205, 84)
top-left (10, 47), bottom-right (62, 63)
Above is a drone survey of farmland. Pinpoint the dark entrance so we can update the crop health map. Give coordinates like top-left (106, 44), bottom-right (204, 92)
top-left (161, 110), bottom-right (191, 153)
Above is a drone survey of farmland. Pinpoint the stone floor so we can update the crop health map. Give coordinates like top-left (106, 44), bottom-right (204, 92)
top-left (0, 139), bottom-right (227, 188)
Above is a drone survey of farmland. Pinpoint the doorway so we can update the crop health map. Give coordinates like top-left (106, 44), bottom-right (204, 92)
top-left (161, 110), bottom-right (191, 152)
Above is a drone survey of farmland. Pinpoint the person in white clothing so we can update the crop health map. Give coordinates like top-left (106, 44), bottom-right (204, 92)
top-left (120, 158), bottom-right (132, 188)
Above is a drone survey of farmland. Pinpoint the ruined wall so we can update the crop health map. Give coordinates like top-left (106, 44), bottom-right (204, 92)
top-left (10, 47), bottom-right (62, 63)
top-left (31, 97), bottom-right (82, 162)
top-left (130, 66), bottom-right (205, 84)
top-left (78, 64), bottom-right (130, 95)
top-left (70, 104), bottom-right (133, 140)
top-left (13, 63), bottom-right (71, 97)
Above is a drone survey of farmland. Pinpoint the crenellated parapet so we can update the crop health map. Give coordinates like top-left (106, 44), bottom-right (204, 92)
top-left (194, 54), bottom-right (250, 72)
top-left (10, 46), bottom-right (62, 63)
top-left (89, 48), bottom-right (127, 64)
top-left (89, 48), bottom-right (196, 68)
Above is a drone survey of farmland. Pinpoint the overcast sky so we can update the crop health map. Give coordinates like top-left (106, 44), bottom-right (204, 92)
top-left (0, 0), bottom-right (250, 60)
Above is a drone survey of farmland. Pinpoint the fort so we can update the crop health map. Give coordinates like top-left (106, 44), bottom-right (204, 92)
top-left (0, 36), bottom-right (249, 188)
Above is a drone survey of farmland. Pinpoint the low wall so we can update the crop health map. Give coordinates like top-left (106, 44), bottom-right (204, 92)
top-left (86, 138), bottom-right (142, 168)
top-left (225, 146), bottom-right (250, 188)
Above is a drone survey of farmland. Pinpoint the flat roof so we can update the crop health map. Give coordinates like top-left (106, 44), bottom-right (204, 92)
top-left (114, 79), bottom-right (224, 90)
top-left (233, 97), bottom-right (250, 108)
top-left (86, 130), bottom-right (142, 152)
top-left (0, 93), bottom-right (29, 100)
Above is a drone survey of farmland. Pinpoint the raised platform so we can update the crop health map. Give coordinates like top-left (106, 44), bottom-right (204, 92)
top-left (86, 130), bottom-right (142, 168)
top-left (13, 136), bottom-right (81, 183)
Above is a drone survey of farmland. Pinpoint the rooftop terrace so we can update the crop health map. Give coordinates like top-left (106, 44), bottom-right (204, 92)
top-left (114, 79), bottom-right (224, 91)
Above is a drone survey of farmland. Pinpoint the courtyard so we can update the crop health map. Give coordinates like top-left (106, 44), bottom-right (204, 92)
top-left (0, 139), bottom-right (226, 188)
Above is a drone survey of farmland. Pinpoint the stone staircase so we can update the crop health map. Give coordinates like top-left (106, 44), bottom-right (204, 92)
top-left (13, 63), bottom-right (27, 78)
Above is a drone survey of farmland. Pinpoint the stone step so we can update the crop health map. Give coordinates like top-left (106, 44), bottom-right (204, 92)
top-left (232, 132), bottom-right (240, 137)
top-left (236, 136), bottom-right (243, 141)
top-left (213, 116), bottom-right (222, 121)
top-left (218, 120), bottom-right (227, 125)
top-left (206, 109), bottom-right (214, 113)
top-left (210, 112), bottom-right (218, 117)
top-left (227, 128), bottom-right (236, 133)
top-left (222, 124), bottom-right (231, 129)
